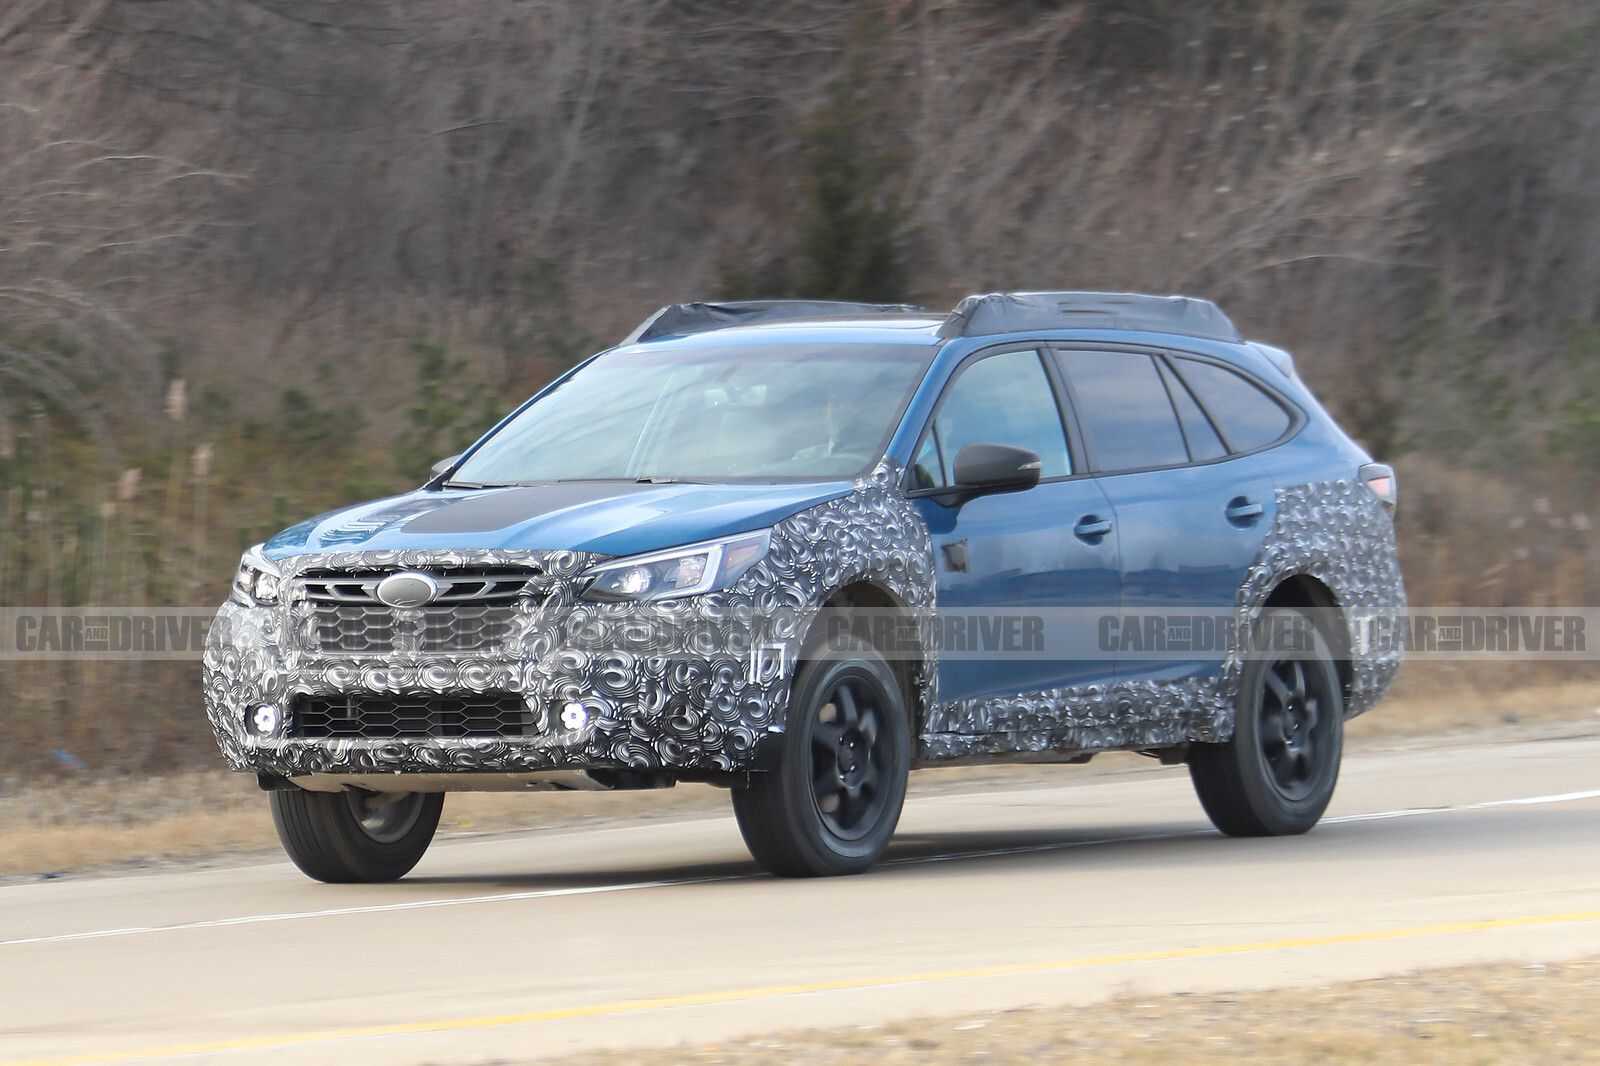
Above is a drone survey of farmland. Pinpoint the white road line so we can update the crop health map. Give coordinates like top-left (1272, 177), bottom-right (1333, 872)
top-left (0, 879), bottom-right (715, 948)
top-left (4, 787), bottom-right (1597, 949)
top-left (1326, 788), bottom-right (1600, 823)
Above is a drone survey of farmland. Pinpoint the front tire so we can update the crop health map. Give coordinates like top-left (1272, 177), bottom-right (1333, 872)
top-left (1189, 607), bottom-right (1344, 836)
top-left (270, 788), bottom-right (443, 883)
top-left (733, 644), bottom-right (910, 877)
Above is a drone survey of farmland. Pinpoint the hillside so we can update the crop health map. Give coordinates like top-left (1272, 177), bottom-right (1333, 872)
top-left (1, 0), bottom-right (1598, 778)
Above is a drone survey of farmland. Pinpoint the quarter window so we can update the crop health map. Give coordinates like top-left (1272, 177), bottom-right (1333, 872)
top-left (914, 349), bottom-right (1071, 489)
top-left (1172, 357), bottom-right (1292, 452)
top-left (1057, 350), bottom-right (1188, 472)
top-left (1158, 359), bottom-right (1227, 461)
top-left (910, 432), bottom-right (943, 490)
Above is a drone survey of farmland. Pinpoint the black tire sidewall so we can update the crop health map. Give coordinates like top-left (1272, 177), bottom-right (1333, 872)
top-left (777, 646), bottom-right (911, 870)
top-left (271, 789), bottom-right (443, 883)
top-left (1231, 609), bottom-right (1344, 833)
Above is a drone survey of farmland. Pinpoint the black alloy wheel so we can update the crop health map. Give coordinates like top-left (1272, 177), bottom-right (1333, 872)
top-left (809, 672), bottom-right (895, 841)
top-left (1255, 655), bottom-right (1334, 803)
top-left (733, 642), bottom-right (911, 877)
top-left (1189, 607), bottom-right (1344, 836)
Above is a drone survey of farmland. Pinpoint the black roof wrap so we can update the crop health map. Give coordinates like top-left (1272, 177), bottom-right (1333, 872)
top-left (938, 291), bottom-right (1242, 342)
top-left (623, 300), bottom-right (928, 344)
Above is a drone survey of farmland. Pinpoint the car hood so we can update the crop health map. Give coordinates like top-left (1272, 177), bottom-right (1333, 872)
top-left (262, 480), bottom-right (855, 561)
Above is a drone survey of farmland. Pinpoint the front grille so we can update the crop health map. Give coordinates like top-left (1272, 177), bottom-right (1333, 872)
top-left (296, 568), bottom-right (536, 654)
top-left (289, 692), bottom-right (536, 740)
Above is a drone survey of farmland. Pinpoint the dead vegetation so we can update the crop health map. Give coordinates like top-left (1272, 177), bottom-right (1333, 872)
top-left (536, 955), bottom-right (1600, 1065)
top-left (2, 2), bottom-right (1600, 781)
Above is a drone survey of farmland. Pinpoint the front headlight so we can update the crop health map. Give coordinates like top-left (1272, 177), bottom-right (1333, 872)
top-left (579, 529), bottom-right (771, 602)
top-left (231, 544), bottom-right (282, 606)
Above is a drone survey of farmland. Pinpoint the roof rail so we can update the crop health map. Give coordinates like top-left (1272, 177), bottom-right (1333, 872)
top-left (622, 300), bottom-right (928, 344)
top-left (937, 291), bottom-right (1241, 343)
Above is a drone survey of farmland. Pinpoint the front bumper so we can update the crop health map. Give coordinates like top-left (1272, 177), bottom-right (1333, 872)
top-left (201, 547), bottom-right (802, 780)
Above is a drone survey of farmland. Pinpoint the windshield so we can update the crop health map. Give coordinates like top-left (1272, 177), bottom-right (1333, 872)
top-left (450, 342), bottom-right (932, 484)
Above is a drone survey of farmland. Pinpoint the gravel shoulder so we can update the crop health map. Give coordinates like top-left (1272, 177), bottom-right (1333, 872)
top-left (534, 955), bottom-right (1600, 1065)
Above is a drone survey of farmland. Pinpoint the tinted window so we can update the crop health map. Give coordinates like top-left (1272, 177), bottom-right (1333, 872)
top-left (1173, 357), bottom-right (1292, 452)
top-left (1057, 350), bottom-right (1188, 472)
top-left (916, 349), bottom-right (1070, 488)
top-left (451, 342), bottom-right (931, 483)
top-left (1158, 359), bottom-right (1227, 461)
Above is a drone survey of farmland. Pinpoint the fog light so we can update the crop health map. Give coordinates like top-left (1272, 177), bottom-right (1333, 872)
top-left (560, 701), bottom-right (589, 730)
top-left (248, 704), bottom-right (282, 737)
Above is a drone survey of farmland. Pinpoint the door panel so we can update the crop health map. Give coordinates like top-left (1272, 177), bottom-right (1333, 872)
top-left (907, 347), bottom-right (1119, 710)
top-left (1052, 345), bottom-right (1277, 685)
top-left (915, 480), bottom-right (1119, 704)
top-left (1095, 457), bottom-right (1276, 682)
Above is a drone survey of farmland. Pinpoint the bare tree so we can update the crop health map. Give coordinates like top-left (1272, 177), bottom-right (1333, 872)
top-left (0, 94), bottom-right (231, 449)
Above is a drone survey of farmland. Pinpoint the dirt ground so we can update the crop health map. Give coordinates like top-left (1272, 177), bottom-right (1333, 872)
top-left (534, 956), bottom-right (1600, 1065)
top-left (2, 677), bottom-right (1596, 880)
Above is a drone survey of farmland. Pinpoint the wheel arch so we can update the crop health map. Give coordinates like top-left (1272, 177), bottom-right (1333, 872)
top-left (799, 579), bottom-right (928, 736)
top-left (1262, 573), bottom-right (1353, 708)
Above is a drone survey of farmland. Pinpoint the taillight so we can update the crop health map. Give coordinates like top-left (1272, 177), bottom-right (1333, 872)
top-left (1359, 463), bottom-right (1397, 513)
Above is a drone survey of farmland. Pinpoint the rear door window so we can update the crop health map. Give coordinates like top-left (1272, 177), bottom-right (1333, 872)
top-left (1055, 350), bottom-right (1188, 472)
top-left (1170, 357), bottom-right (1293, 453)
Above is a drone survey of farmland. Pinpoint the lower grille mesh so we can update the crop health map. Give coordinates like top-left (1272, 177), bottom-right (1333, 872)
top-left (289, 693), bottom-right (535, 740)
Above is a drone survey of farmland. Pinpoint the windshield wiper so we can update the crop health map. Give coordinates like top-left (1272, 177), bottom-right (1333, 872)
top-left (448, 476), bottom-right (704, 488)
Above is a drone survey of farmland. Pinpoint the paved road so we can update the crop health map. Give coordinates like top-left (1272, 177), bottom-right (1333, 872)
top-left (4, 731), bottom-right (1599, 1065)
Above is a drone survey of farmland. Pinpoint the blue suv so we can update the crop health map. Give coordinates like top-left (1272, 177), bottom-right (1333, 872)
top-left (204, 293), bottom-right (1404, 881)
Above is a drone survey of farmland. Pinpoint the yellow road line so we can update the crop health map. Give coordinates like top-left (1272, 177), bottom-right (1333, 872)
top-left (11, 908), bottom-right (1600, 1066)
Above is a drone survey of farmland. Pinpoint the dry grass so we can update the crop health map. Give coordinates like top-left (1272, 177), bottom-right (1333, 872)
top-left (0, 772), bottom-right (737, 879)
top-left (2, 678), bottom-right (1596, 880)
top-left (1346, 667), bottom-right (1600, 740)
top-left (537, 956), bottom-right (1600, 1064)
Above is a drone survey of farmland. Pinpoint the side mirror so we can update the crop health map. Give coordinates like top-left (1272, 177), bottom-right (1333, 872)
top-left (430, 454), bottom-right (462, 478)
top-left (946, 443), bottom-right (1041, 504)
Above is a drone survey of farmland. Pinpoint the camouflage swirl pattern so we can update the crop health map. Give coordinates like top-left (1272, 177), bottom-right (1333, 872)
top-left (203, 464), bottom-right (937, 777)
top-left (204, 473), bottom-right (1401, 778)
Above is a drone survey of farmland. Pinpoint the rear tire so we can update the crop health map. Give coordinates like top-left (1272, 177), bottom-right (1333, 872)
top-left (1189, 607), bottom-right (1343, 837)
top-left (733, 644), bottom-right (910, 877)
top-left (270, 788), bottom-right (442, 883)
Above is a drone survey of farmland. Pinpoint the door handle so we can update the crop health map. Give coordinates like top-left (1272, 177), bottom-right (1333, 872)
top-left (1225, 498), bottom-right (1265, 523)
top-left (1073, 515), bottom-right (1113, 540)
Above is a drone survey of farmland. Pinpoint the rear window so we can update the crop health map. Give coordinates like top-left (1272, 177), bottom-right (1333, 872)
top-left (1057, 350), bottom-right (1188, 472)
top-left (1171, 357), bottom-right (1293, 453)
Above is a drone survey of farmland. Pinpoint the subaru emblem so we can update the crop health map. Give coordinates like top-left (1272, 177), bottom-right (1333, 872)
top-left (374, 571), bottom-right (440, 608)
